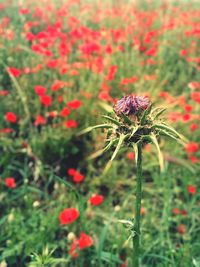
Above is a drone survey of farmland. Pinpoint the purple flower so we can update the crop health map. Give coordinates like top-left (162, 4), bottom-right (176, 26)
top-left (114, 95), bottom-right (150, 116)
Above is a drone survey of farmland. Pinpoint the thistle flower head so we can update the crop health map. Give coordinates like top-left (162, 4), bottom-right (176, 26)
top-left (78, 94), bottom-right (187, 172)
top-left (114, 95), bottom-right (150, 116)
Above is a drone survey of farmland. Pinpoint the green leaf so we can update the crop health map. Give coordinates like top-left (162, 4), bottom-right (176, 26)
top-left (158, 129), bottom-right (184, 145)
top-left (152, 107), bottom-right (166, 120)
top-left (87, 139), bottom-right (117, 160)
top-left (129, 126), bottom-right (139, 139)
top-left (152, 123), bottom-right (188, 143)
top-left (77, 124), bottom-right (113, 136)
top-left (98, 101), bottom-right (113, 112)
top-left (141, 104), bottom-right (153, 125)
top-left (148, 133), bottom-right (164, 172)
top-left (120, 113), bottom-right (132, 125)
top-left (111, 134), bottom-right (126, 161)
top-left (103, 134), bottom-right (126, 173)
top-left (102, 115), bottom-right (121, 126)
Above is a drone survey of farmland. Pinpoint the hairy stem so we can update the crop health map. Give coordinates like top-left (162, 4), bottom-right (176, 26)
top-left (133, 143), bottom-right (142, 267)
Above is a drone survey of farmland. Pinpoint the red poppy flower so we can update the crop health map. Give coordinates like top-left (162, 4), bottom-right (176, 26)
top-left (0, 128), bottom-right (13, 134)
top-left (68, 168), bottom-right (77, 176)
top-left (69, 239), bottom-right (79, 258)
top-left (40, 95), bottom-right (52, 107)
top-left (177, 224), bottom-right (186, 234)
top-left (0, 90), bottom-right (9, 96)
top-left (5, 112), bottom-right (17, 123)
top-left (187, 185), bottom-right (196, 195)
top-left (19, 8), bottom-right (29, 14)
top-left (191, 92), bottom-right (200, 103)
top-left (59, 208), bottom-right (79, 225)
top-left (34, 115), bottom-right (46, 126)
top-left (172, 208), bottom-right (180, 215)
top-left (7, 67), bottom-right (21, 77)
top-left (78, 232), bottom-right (93, 249)
top-left (73, 172), bottom-right (84, 183)
top-left (181, 210), bottom-right (187, 216)
top-left (189, 155), bottom-right (198, 163)
top-left (48, 111), bottom-right (58, 118)
top-left (5, 177), bottom-right (16, 188)
top-left (34, 85), bottom-right (47, 96)
top-left (190, 123), bottom-right (198, 131)
top-left (89, 194), bottom-right (104, 206)
top-left (140, 206), bottom-right (146, 215)
top-left (60, 107), bottom-right (70, 117)
top-left (64, 120), bottom-right (78, 128)
top-left (184, 105), bottom-right (193, 113)
top-left (127, 152), bottom-right (135, 160)
top-left (67, 100), bottom-right (82, 109)
top-left (188, 81), bottom-right (200, 90)
top-left (68, 232), bottom-right (93, 257)
top-left (185, 142), bottom-right (199, 153)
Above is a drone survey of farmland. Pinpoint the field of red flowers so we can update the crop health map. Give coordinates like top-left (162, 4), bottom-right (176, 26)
top-left (0, 0), bottom-right (200, 266)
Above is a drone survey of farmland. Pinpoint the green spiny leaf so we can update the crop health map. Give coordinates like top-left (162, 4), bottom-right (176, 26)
top-left (152, 107), bottom-right (166, 120)
top-left (111, 134), bottom-right (126, 161)
top-left (77, 124), bottom-right (113, 136)
top-left (102, 115), bottom-right (121, 126)
top-left (152, 123), bottom-right (188, 143)
top-left (141, 104), bottom-right (153, 125)
top-left (148, 133), bottom-right (165, 172)
top-left (120, 113), bottom-right (132, 125)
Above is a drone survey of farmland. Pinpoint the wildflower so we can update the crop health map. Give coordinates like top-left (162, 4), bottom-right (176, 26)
top-left (78, 232), bottom-right (93, 249)
top-left (89, 194), bottom-right (104, 206)
top-left (0, 128), bottom-right (13, 134)
top-left (127, 152), bottom-right (135, 160)
top-left (64, 120), bottom-right (78, 128)
top-left (59, 208), bottom-right (79, 225)
top-left (5, 177), bottom-right (16, 188)
top-left (67, 168), bottom-right (84, 183)
top-left (190, 123), bottom-right (198, 131)
top-left (7, 67), bottom-right (21, 77)
top-left (73, 172), bottom-right (84, 183)
top-left (191, 92), bottom-right (200, 103)
top-left (185, 142), bottom-right (199, 153)
top-left (140, 207), bottom-right (145, 215)
top-left (68, 239), bottom-right (79, 258)
top-left (68, 232), bottom-right (93, 257)
top-left (60, 107), bottom-right (70, 117)
top-left (187, 185), bottom-right (196, 195)
top-left (40, 95), bottom-right (52, 107)
top-left (34, 115), bottom-right (46, 126)
top-left (177, 224), bottom-right (186, 234)
top-left (114, 95), bottom-right (150, 116)
top-left (5, 112), bottom-right (17, 123)
top-left (172, 208), bottom-right (180, 215)
top-left (67, 100), bottom-right (82, 109)
top-left (181, 210), bottom-right (187, 216)
top-left (0, 90), bottom-right (9, 96)
top-left (188, 81), bottom-right (200, 90)
top-left (189, 155), bottom-right (198, 163)
top-left (67, 168), bottom-right (77, 176)
top-left (34, 85), bottom-right (47, 96)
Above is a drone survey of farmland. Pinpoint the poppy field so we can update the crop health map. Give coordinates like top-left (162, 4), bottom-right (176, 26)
top-left (0, 0), bottom-right (200, 266)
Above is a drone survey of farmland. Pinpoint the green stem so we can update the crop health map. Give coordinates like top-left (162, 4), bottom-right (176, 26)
top-left (133, 143), bottom-right (142, 267)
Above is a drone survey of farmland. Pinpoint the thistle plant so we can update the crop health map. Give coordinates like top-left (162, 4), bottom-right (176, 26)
top-left (79, 95), bottom-right (186, 267)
